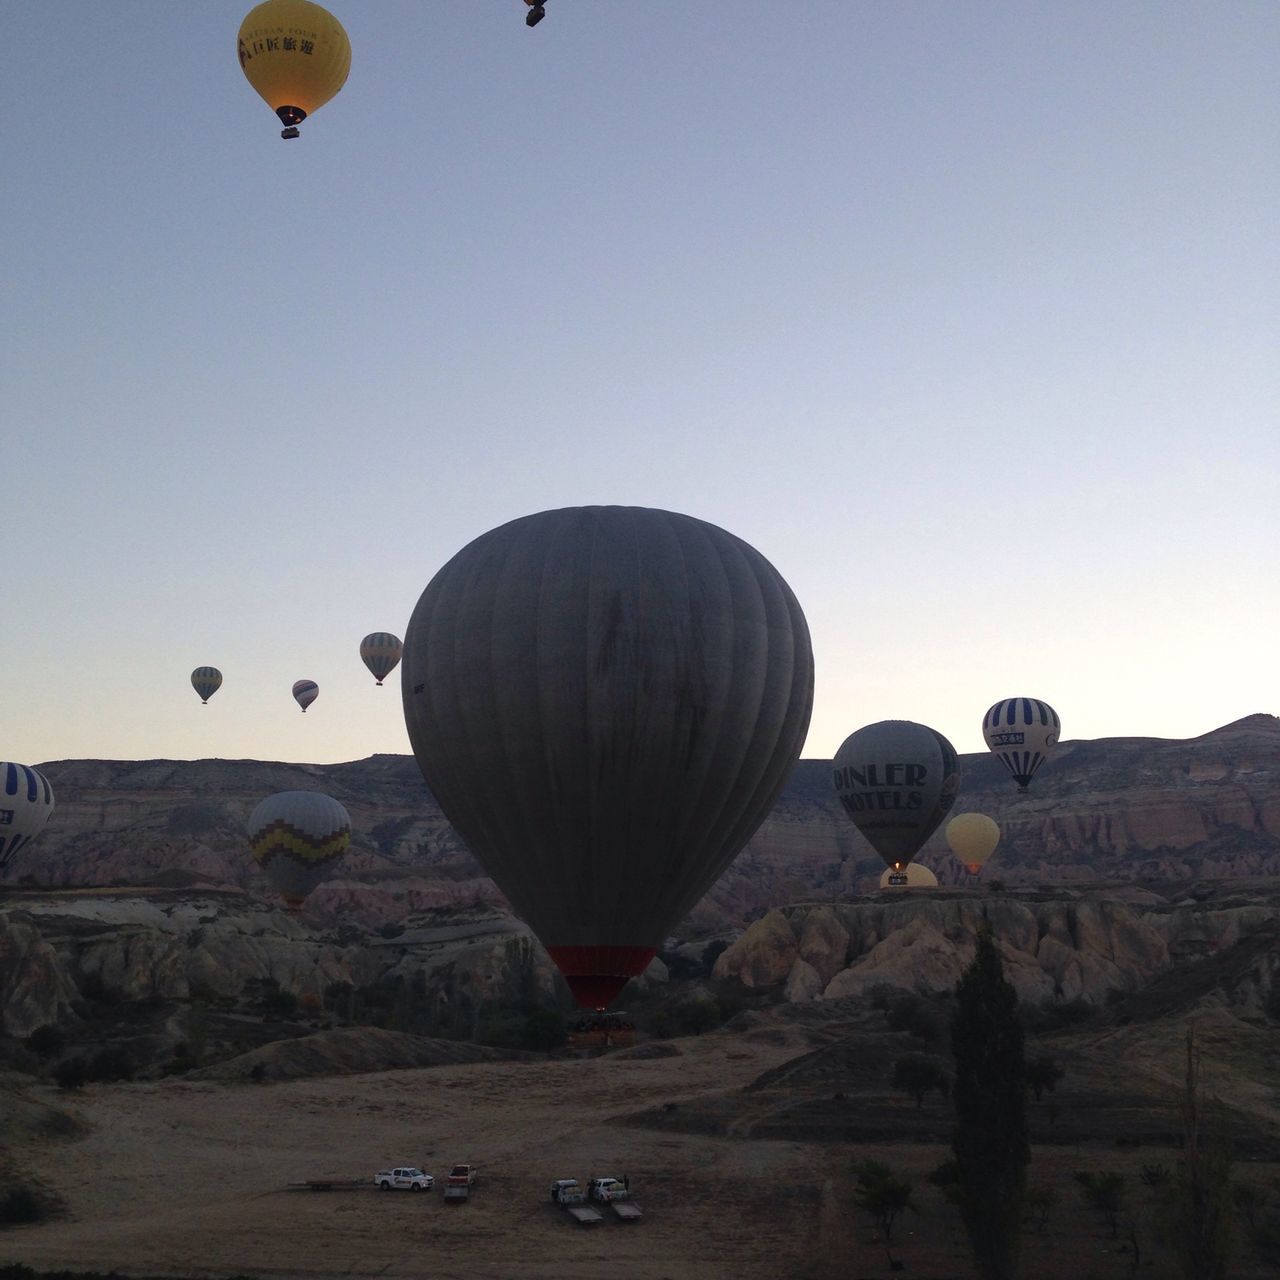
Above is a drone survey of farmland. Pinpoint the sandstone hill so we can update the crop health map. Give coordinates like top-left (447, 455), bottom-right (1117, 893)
top-left (6, 715), bottom-right (1278, 937)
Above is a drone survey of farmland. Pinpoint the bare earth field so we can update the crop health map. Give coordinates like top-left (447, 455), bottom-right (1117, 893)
top-left (2, 1011), bottom-right (1277, 1280)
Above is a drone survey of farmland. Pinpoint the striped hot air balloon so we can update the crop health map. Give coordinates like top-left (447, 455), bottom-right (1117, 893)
top-left (359, 633), bottom-right (403, 686)
top-left (982, 698), bottom-right (1060, 791)
top-left (247, 790), bottom-right (350, 909)
top-left (0, 762), bottom-right (55, 874)
top-left (292, 679), bottom-right (319, 712)
top-left (191, 667), bottom-right (223, 704)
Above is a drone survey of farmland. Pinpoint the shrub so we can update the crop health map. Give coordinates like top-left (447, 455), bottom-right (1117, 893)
top-left (891, 1052), bottom-right (950, 1107)
top-left (24, 1025), bottom-right (65, 1059)
top-left (86, 1046), bottom-right (135, 1083)
top-left (53, 1057), bottom-right (87, 1091)
top-left (0, 1185), bottom-right (46, 1226)
top-left (1075, 1170), bottom-right (1126, 1237)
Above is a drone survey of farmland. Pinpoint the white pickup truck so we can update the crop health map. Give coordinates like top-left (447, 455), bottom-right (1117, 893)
top-left (588, 1176), bottom-right (629, 1203)
top-left (375, 1167), bottom-right (434, 1192)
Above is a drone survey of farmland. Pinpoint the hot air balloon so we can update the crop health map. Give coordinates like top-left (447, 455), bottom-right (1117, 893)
top-left (0, 763), bottom-right (55, 875)
top-left (833, 720), bottom-right (960, 880)
top-left (982, 698), bottom-right (1060, 791)
top-left (946, 812), bottom-right (1001, 875)
top-left (292, 679), bottom-right (319, 712)
top-left (359, 633), bottom-right (403, 686)
top-left (879, 862), bottom-right (938, 889)
top-left (247, 790), bottom-right (350, 909)
top-left (238, 1), bottom-right (351, 139)
top-left (401, 505), bottom-right (814, 1011)
top-left (191, 667), bottom-right (223, 705)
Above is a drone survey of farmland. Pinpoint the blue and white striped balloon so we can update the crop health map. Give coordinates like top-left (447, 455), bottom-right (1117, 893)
top-left (0, 762), bottom-right (55, 874)
top-left (982, 698), bottom-right (1060, 791)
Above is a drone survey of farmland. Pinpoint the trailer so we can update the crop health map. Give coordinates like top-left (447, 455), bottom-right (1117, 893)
top-left (611, 1200), bottom-right (643, 1222)
top-left (286, 1179), bottom-right (370, 1192)
top-left (566, 1205), bottom-right (605, 1225)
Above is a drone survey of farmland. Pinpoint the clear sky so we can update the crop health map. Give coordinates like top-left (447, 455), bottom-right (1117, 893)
top-left (3, 2), bottom-right (1276, 768)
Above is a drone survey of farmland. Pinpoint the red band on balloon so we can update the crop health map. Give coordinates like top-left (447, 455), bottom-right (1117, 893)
top-left (546, 945), bottom-right (657, 1011)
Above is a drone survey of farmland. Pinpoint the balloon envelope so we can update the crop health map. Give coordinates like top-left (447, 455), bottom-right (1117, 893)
top-left (833, 720), bottom-right (960, 869)
top-left (191, 666), bottom-right (223, 704)
top-left (247, 790), bottom-right (350, 908)
top-left (879, 862), bottom-right (938, 889)
top-left (946, 812), bottom-right (1001, 874)
top-left (360, 633), bottom-right (403, 686)
top-left (238, 0), bottom-right (351, 131)
top-left (401, 505), bottom-right (814, 1010)
top-left (292, 679), bottom-right (319, 712)
top-left (0, 763), bottom-right (55, 875)
top-left (983, 698), bottom-right (1060, 790)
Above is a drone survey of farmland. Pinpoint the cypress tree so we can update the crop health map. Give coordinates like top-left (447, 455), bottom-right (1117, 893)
top-left (951, 926), bottom-right (1030, 1280)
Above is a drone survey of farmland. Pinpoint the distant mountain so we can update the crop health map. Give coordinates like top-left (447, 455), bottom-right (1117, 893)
top-left (7, 714), bottom-right (1278, 932)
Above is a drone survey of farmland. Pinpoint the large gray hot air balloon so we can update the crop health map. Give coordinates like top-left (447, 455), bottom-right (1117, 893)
top-left (832, 721), bottom-right (960, 881)
top-left (401, 505), bottom-right (814, 1010)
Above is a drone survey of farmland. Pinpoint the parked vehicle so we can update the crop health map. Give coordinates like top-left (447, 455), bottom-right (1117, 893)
top-left (550, 1178), bottom-right (586, 1205)
top-left (375, 1167), bottom-right (433, 1192)
top-left (588, 1176), bottom-right (629, 1203)
top-left (443, 1164), bottom-right (478, 1202)
top-left (448, 1164), bottom-right (479, 1186)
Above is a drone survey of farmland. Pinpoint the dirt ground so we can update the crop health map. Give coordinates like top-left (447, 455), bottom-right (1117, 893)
top-left (2, 1020), bottom-right (1277, 1280)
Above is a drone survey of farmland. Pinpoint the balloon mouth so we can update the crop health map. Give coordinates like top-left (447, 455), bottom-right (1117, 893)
top-left (276, 105), bottom-right (307, 127)
top-left (966, 863), bottom-right (982, 875)
top-left (547, 945), bottom-right (656, 1012)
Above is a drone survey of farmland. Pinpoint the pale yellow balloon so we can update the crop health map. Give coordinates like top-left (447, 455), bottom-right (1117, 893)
top-left (945, 812), bottom-right (1001, 874)
top-left (879, 862), bottom-right (939, 889)
top-left (238, 1), bottom-right (351, 129)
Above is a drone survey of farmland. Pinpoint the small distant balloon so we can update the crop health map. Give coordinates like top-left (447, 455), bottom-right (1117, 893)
top-left (359, 633), bottom-right (403, 686)
top-left (983, 698), bottom-right (1060, 791)
top-left (238, 0), bottom-right (351, 139)
top-left (0, 762), bottom-right (55, 875)
top-left (946, 812), bottom-right (1001, 875)
top-left (191, 667), bottom-right (223, 705)
top-left (879, 862), bottom-right (938, 889)
top-left (292, 679), bottom-right (319, 712)
top-left (246, 790), bottom-right (350, 910)
top-left (833, 720), bottom-right (960, 871)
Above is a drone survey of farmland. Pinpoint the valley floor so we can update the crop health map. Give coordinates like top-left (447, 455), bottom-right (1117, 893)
top-left (2, 1015), bottom-right (1277, 1280)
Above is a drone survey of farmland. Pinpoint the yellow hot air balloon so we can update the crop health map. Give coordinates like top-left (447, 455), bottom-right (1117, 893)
top-left (945, 812), bottom-right (1001, 875)
top-left (879, 862), bottom-right (938, 889)
top-left (238, 1), bottom-right (351, 139)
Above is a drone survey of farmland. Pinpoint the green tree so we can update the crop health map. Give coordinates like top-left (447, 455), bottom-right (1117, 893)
top-left (853, 1159), bottom-right (917, 1269)
top-left (1025, 1054), bottom-right (1064, 1102)
top-left (1165, 1025), bottom-right (1235, 1280)
top-left (951, 927), bottom-right (1029, 1280)
top-left (892, 1052), bottom-right (950, 1108)
top-left (24, 1024), bottom-right (65, 1059)
top-left (1075, 1170), bottom-right (1126, 1237)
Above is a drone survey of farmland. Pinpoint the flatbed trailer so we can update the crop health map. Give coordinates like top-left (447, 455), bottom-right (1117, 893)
top-left (612, 1200), bottom-right (642, 1221)
top-left (286, 1179), bottom-right (370, 1192)
top-left (566, 1205), bottom-right (604, 1225)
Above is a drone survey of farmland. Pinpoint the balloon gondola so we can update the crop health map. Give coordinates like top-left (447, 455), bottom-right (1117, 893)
top-left (401, 505), bottom-right (814, 1011)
